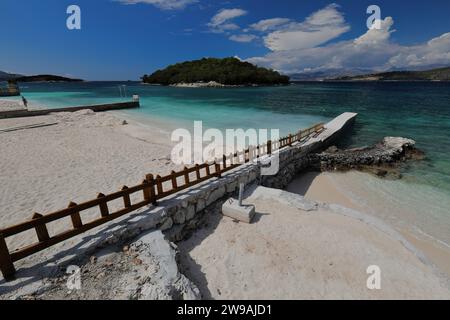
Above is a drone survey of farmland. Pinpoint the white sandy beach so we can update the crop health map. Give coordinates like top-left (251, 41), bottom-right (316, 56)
top-left (287, 172), bottom-right (450, 278)
top-left (0, 109), bottom-right (181, 249)
top-left (0, 98), bottom-right (25, 112)
top-left (178, 187), bottom-right (450, 299)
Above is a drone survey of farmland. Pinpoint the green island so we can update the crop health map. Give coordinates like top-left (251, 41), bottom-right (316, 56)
top-left (141, 57), bottom-right (290, 86)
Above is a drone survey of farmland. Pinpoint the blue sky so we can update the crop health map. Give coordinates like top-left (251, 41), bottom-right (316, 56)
top-left (1, 0), bottom-right (449, 80)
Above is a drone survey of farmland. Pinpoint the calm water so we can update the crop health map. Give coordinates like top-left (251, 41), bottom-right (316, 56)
top-left (9, 81), bottom-right (450, 243)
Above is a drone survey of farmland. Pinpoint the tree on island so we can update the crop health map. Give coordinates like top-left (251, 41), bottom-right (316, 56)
top-left (142, 57), bottom-right (290, 86)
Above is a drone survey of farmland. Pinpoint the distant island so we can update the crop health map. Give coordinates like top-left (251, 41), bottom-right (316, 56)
top-left (15, 75), bottom-right (83, 83)
top-left (331, 66), bottom-right (450, 82)
top-left (0, 71), bottom-right (82, 83)
top-left (0, 71), bottom-right (23, 81)
top-left (142, 57), bottom-right (290, 87)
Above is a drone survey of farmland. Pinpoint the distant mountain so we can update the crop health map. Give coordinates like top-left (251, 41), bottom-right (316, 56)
top-left (289, 68), bottom-right (373, 81)
top-left (14, 74), bottom-right (83, 82)
top-left (143, 57), bottom-right (290, 86)
top-left (1, 71), bottom-right (82, 83)
top-left (0, 71), bottom-right (23, 81)
top-left (330, 67), bottom-right (450, 81)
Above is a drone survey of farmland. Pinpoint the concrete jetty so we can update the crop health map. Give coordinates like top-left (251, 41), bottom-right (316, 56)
top-left (0, 100), bottom-right (140, 119)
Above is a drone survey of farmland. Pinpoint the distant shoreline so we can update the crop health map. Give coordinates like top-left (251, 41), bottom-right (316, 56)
top-left (291, 79), bottom-right (450, 83)
top-left (168, 81), bottom-right (289, 88)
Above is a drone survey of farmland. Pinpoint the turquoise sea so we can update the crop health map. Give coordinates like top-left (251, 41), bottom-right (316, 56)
top-left (7, 81), bottom-right (450, 244)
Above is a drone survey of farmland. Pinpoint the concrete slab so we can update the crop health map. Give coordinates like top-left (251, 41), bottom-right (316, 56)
top-left (222, 198), bottom-right (256, 223)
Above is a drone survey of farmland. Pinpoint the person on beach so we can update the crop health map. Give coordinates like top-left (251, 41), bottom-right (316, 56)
top-left (21, 95), bottom-right (28, 108)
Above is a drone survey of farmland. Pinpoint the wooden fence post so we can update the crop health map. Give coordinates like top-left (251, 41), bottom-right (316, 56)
top-left (97, 194), bottom-right (109, 217)
top-left (146, 174), bottom-right (157, 205)
top-left (223, 155), bottom-right (227, 169)
top-left (195, 164), bottom-right (201, 180)
top-left (121, 186), bottom-right (132, 208)
top-left (288, 134), bottom-right (292, 146)
top-left (142, 178), bottom-right (151, 204)
top-left (215, 161), bottom-right (221, 178)
top-left (156, 175), bottom-right (163, 196)
top-left (267, 140), bottom-right (272, 155)
top-left (183, 167), bottom-right (190, 185)
top-left (32, 213), bottom-right (50, 242)
top-left (68, 202), bottom-right (83, 229)
top-left (0, 232), bottom-right (15, 280)
top-left (171, 171), bottom-right (177, 189)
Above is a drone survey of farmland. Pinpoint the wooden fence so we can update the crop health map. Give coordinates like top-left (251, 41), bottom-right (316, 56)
top-left (0, 122), bottom-right (325, 280)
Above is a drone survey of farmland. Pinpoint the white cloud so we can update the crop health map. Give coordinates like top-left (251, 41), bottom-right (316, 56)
top-left (208, 8), bottom-right (247, 33)
top-left (263, 4), bottom-right (350, 51)
top-left (248, 16), bottom-right (450, 75)
top-left (387, 32), bottom-right (450, 69)
top-left (116, 0), bottom-right (198, 10)
top-left (354, 16), bottom-right (395, 45)
top-left (229, 34), bottom-right (258, 43)
top-left (250, 18), bottom-right (291, 32)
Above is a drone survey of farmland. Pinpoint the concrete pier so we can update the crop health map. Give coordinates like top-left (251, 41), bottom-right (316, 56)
top-left (0, 100), bottom-right (140, 119)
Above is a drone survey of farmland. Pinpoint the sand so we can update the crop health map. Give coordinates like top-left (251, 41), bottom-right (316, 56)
top-left (178, 187), bottom-right (450, 299)
top-left (0, 98), bottom-right (25, 112)
top-left (287, 171), bottom-right (450, 279)
top-left (0, 110), bottom-right (180, 249)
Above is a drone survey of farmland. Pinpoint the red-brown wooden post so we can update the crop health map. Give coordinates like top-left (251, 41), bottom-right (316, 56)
top-left (146, 174), bottom-right (158, 205)
top-left (68, 202), bottom-right (83, 229)
top-left (0, 232), bottom-right (15, 280)
top-left (97, 193), bottom-right (109, 217)
top-left (215, 161), bottom-right (221, 178)
top-left (248, 147), bottom-right (253, 163)
top-left (223, 155), bottom-right (227, 169)
top-left (171, 171), bottom-right (177, 189)
top-left (205, 163), bottom-right (211, 176)
top-left (195, 164), bottom-right (201, 180)
top-left (288, 134), bottom-right (293, 146)
top-left (121, 186), bottom-right (132, 208)
top-left (267, 140), bottom-right (272, 155)
top-left (32, 213), bottom-right (50, 242)
top-left (183, 167), bottom-right (190, 185)
top-left (142, 178), bottom-right (150, 204)
top-left (156, 175), bottom-right (163, 196)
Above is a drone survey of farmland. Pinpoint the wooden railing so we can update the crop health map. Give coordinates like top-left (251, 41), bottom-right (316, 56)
top-left (0, 122), bottom-right (325, 280)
